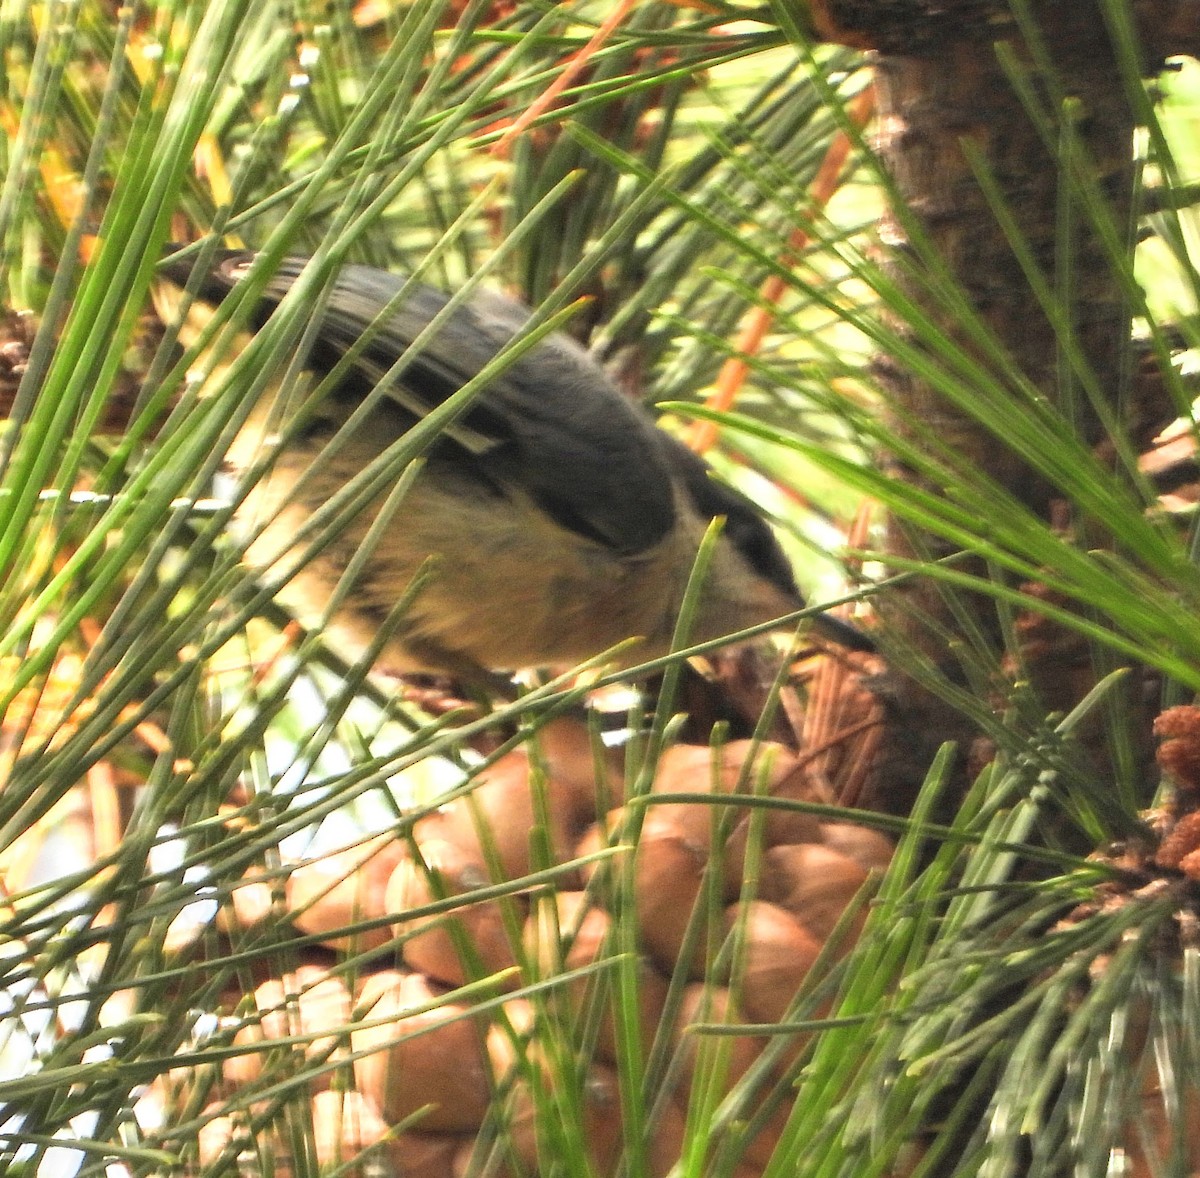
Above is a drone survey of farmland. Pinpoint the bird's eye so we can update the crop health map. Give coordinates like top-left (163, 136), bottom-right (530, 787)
top-left (725, 511), bottom-right (795, 592)
top-left (735, 523), bottom-right (773, 572)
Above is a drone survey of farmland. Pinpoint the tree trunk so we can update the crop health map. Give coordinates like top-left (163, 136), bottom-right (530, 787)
top-left (802, 1), bottom-right (1184, 814)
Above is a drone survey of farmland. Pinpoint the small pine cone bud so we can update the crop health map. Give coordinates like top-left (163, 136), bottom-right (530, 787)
top-left (1179, 849), bottom-right (1200, 882)
top-left (1153, 706), bottom-right (1200, 795)
top-left (1154, 811), bottom-right (1200, 871)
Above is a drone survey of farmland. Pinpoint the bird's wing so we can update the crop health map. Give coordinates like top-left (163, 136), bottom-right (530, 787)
top-left (158, 249), bottom-right (677, 554)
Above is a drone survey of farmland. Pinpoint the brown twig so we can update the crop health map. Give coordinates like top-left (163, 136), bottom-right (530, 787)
top-left (689, 84), bottom-right (876, 453)
top-left (491, 0), bottom-right (640, 158)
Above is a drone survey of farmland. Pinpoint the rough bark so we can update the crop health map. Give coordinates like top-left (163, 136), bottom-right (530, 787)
top-left (810, 0), bottom-right (1200, 63)
top-left (795, 2), bottom-right (1169, 814)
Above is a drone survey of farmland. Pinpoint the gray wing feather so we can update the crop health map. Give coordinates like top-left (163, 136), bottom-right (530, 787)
top-left (161, 250), bottom-right (677, 554)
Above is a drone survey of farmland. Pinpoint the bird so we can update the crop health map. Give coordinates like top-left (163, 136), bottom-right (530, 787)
top-left (153, 247), bottom-right (872, 685)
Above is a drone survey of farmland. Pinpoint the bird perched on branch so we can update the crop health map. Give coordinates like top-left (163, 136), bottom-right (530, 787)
top-left (153, 247), bottom-right (871, 684)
